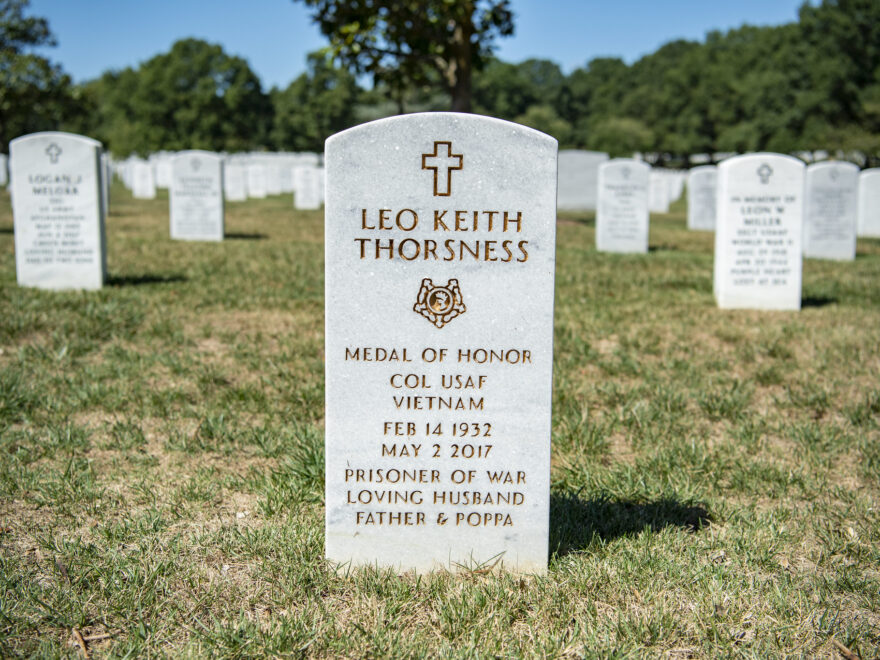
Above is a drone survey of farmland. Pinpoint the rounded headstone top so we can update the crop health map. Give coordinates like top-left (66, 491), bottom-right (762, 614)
top-left (326, 112), bottom-right (558, 150)
top-left (10, 131), bottom-right (102, 149)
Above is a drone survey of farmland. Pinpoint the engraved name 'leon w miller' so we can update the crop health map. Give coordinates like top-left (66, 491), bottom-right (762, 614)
top-left (325, 112), bottom-right (557, 574)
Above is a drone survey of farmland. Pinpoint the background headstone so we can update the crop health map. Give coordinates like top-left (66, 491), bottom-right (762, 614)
top-left (596, 159), bottom-right (650, 253)
top-left (223, 160), bottom-right (248, 201)
top-left (292, 165), bottom-right (323, 210)
top-left (857, 168), bottom-right (880, 238)
top-left (714, 153), bottom-right (804, 310)
top-left (557, 150), bottom-right (609, 211)
top-left (803, 161), bottom-right (858, 260)
top-left (325, 113), bottom-right (557, 574)
top-left (10, 131), bottom-right (106, 290)
top-left (246, 162), bottom-right (267, 199)
top-left (169, 150), bottom-right (224, 241)
top-left (131, 160), bottom-right (156, 199)
top-left (687, 166), bottom-right (717, 231)
top-left (648, 170), bottom-right (670, 213)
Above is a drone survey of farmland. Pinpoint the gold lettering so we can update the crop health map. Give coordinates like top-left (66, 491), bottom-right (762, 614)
top-left (434, 210), bottom-right (449, 231)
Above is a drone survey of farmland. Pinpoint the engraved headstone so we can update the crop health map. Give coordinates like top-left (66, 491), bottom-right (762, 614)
top-left (687, 166), bottom-right (717, 231)
top-left (648, 170), bottom-right (670, 213)
top-left (803, 161), bottom-right (858, 261)
top-left (10, 131), bottom-right (106, 290)
top-left (292, 165), bottom-right (323, 210)
top-left (223, 160), bottom-right (248, 201)
top-left (131, 160), bottom-right (156, 199)
top-left (155, 156), bottom-right (173, 189)
top-left (246, 162), bottom-right (267, 199)
top-left (557, 150), bottom-right (609, 211)
top-left (325, 113), bottom-right (557, 574)
top-left (266, 160), bottom-right (284, 196)
top-left (169, 150), bottom-right (224, 241)
top-left (100, 152), bottom-right (110, 217)
top-left (667, 171), bottom-right (685, 202)
top-left (714, 153), bottom-right (804, 310)
top-left (596, 159), bottom-right (650, 253)
top-left (857, 168), bottom-right (880, 238)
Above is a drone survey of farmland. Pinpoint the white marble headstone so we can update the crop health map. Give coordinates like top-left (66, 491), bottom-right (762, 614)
top-left (687, 166), bottom-right (717, 231)
top-left (648, 170), bottom-right (670, 213)
top-left (557, 150), bottom-right (609, 211)
top-left (131, 160), bottom-right (156, 199)
top-left (596, 159), bottom-right (650, 253)
top-left (803, 161), bottom-right (858, 261)
top-left (246, 163), bottom-right (267, 199)
top-left (714, 153), bottom-right (804, 310)
top-left (857, 168), bottom-right (880, 238)
top-left (293, 165), bottom-right (323, 210)
top-left (325, 113), bottom-right (557, 574)
top-left (155, 157), bottom-right (173, 189)
top-left (266, 161), bottom-right (284, 196)
top-left (169, 150), bottom-right (224, 241)
top-left (223, 161), bottom-right (247, 201)
top-left (10, 131), bottom-right (106, 290)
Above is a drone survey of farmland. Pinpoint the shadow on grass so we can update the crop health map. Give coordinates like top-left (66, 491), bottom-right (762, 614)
top-left (550, 492), bottom-right (710, 558)
top-left (802, 296), bottom-right (836, 308)
top-left (648, 244), bottom-right (677, 252)
top-left (108, 273), bottom-right (187, 287)
top-left (225, 232), bottom-right (268, 240)
top-left (0, 227), bottom-right (12, 234)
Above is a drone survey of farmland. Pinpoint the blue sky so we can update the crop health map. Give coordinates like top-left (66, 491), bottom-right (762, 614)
top-left (30, 0), bottom-right (808, 89)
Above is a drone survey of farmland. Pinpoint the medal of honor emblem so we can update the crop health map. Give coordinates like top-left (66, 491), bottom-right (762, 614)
top-left (413, 278), bottom-right (466, 328)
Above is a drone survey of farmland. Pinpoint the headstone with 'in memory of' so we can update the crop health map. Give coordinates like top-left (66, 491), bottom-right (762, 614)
top-left (714, 153), bottom-right (804, 310)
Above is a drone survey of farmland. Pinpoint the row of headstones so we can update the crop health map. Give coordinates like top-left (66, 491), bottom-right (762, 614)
top-left (116, 151), bottom-right (324, 210)
top-left (556, 150), bottom-right (686, 214)
top-left (6, 131), bottom-right (880, 312)
top-left (687, 162), bottom-right (880, 244)
top-left (6, 118), bottom-right (880, 575)
top-left (6, 133), bottom-right (326, 288)
top-left (596, 158), bottom-right (880, 261)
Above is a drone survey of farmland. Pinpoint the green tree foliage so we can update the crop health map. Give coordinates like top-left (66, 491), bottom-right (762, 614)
top-left (474, 58), bottom-right (566, 119)
top-left (83, 39), bottom-right (271, 156)
top-left (292, 0), bottom-right (514, 112)
top-left (270, 51), bottom-right (359, 151)
top-left (0, 0), bottom-right (81, 151)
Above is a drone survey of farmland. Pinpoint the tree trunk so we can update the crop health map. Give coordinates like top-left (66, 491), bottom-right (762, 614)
top-left (447, 16), bottom-right (473, 113)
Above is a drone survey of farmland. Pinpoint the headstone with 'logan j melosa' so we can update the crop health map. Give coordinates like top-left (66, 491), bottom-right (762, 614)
top-left (10, 131), bottom-right (107, 290)
top-left (324, 113), bottom-right (557, 574)
top-left (714, 153), bottom-right (805, 310)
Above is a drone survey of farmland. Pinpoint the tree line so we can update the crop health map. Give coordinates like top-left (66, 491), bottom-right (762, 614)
top-left (2, 0), bottom-right (878, 163)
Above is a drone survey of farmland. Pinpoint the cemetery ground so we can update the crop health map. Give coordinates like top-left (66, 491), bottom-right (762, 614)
top-left (1, 186), bottom-right (879, 659)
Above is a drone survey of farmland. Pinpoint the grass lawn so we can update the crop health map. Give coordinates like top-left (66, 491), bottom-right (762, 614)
top-left (1, 184), bottom-right (878, 658)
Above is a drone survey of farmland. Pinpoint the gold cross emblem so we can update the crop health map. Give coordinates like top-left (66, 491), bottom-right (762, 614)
top-left (421, 141), bottom-right (463, 197)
